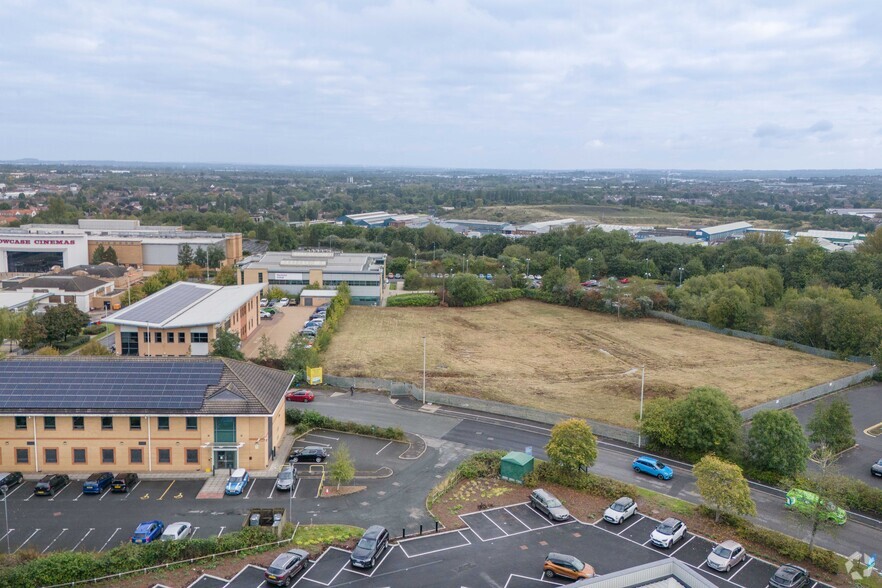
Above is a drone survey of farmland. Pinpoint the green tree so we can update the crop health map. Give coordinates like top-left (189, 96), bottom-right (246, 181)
top-left (141, 276), bottom-right (165, 296)
top-left (265, 286), bottom-right (289, 301)
top-left (211, 329), bottom-right (245, 360)
top-left (257, 334), bottom-right (280, 363)
top-left (693, 455), bottom-right (756, 524)
top-left (747, 410), bottom-right (810, 479)
top-left (78, 339), bottom-right (112, 356)
top-left (446, 273), bottom-right (487, 306)
top-left (213, 264), bottom-right (237, 286)
top-left (103, 246), bottom-right (118, 264)
top-left (807, 397), bottom-right (854, 454)
top-left (706, 286), bottom-right (762, 331)
top-left (18, 314), bottom-right (46, 349)
top-left (0, 309), bottom-right (23, 351)
top-left (34, 345), bottom-right (60, 355)
top-left (42, 304), bottom-right (89, 343)
top-left (545, 419), bottom-right (597, 471)
top-left (194, 247), bottom-right (207, 268)
top-left (403, 268), bottom-right (423, 290)
top-left (328, 442), bottom-right (356, 490)
top-left (91, 244), bottom-right (106, 265)
top-left (178, 243), bottom-right (194, 266)
top-left (207, 245), bottom-right (225, 269)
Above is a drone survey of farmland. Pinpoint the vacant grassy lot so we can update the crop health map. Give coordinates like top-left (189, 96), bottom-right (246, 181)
top-left (442, 204), bottom-right (726, 227)
top-left (323, 299), bottom-right (865, 428)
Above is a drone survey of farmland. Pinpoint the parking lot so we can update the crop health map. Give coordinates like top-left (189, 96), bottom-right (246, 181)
top-left (240, 304), bottom-right (314, 358)
top-left (0, 428), bottom-right (426, 554)
top-left (177, 504), bottom-right (838, 588)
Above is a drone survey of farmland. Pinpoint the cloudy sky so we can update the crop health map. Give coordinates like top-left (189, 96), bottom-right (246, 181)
top-left (1, 1), bottom-right (880, 169)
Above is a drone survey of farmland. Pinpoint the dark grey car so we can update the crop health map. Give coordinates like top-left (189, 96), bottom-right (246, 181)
top-left (769, 564), bottom-right (811, 588)
top-left (530, 488), bottom-right (570, 522)
top-left (350, 525), bottom-right (389, 568)
top-left (871, 458), bottom-right (882, 477)
top-left (275, 465), bottom-right (297, 491)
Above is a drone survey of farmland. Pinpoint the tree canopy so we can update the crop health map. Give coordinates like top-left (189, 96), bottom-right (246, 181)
top-left (693, 455), bottom-right (756, 523)
top-left (545, 419), bottom-right (598, 471)
top-left (747, 410), bottom-right (810, 479)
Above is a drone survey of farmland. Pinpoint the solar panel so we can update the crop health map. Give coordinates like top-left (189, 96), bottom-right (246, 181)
top-left (0, 360), bottom-right (224, 412)
top-left (112, 283), bottom-right (210, 325)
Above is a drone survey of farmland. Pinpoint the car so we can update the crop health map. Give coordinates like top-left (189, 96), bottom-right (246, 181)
top-left (131, 520), bottom-right (164, 544)
top-left (581, 279), bottom-right (599, 287)
top-left (785, 488), bottom-right (846, 525)
top-left (394, 273), bottom-right (401, 279)
top-left (279, 298), bottom-right (290, 307)
top-left (603, 496), bottom-right (637, 524)
top-left (268, 299), bottom-right (279, 307)
top-left (286, 389), bottom-right (315, 402)
top-left (769, 564), bottom-right (811, 588)
top-left (529, 488), bottom-right (570, 521)
top-left (34, 474), bottom-right (69, 496)
top-left (260, 298), bottom-right (268, 307)
top-left (632, 456), bottom-right (673, 480)
top-left (289, 446), bottom-right (330, 463)
top-left (310, 312), bottom-right (326, 320)
top-left (619, 277), bottom-right (630, 283)
top-left (650, 517), bottom-right (687, 548)
top-left (161, 522), bottom-right (193, 541)
top-left (275, 465), bottom-right (297, 491)
top-left (350, 525), bottom-right (389, 568)
top-left (82, 472), bottom-right (114, 494)
top-left (265, 548), bottom-right (310, 586)
top-left (264, 307), bottom-right (277, 315)
top-left (304, 322), bottom-right (322, 330)
top-left (0, 472), bottom-right (23, 492)
top-left (706, 540), bottom-right (747, 572)
top-left (300, 327), bottom-right (317, 337)
top-left (225, 468), bottom-right (250, 495)
top-left (111, 472), bottom-right (139, 493)
top-left (872, 458), bottom-right (882, 477)
top-left (260, 311), bottom-right (274, 320)
top-left (543, 552), bottom-right (595, 580)
top-left (485, 273), bottom-right (493, 280)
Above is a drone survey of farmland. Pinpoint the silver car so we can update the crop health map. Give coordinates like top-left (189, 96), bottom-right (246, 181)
top-left (530, 488), bottom-right (570, 522)
top-left (275, 465), bottom-right (297, 491)
top-left (706, 540), bottom-right (747, 572)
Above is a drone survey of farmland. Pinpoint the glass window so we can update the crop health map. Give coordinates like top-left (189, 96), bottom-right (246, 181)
top-left (213, 417), bottom-right (236, 443)
top-left (258, 272), bottom-right (263, 283)
top-left (15, 448), bottom-right (28, 464)
top-left (157, 417), bottom-right (169, 431)
top-left (14, 416), bottom-right (26, 430)
top-left (44, 448), bottom-right (58, 464)
top-left (121, 331), bottom-right (139, 356)
top-left (191, 332), bottom-right (208, 343)
top-left (166, 332), bottom-right (174, 343)
top-left (185, 417), bottom-right (197, 431)
top-left (43, 416), bottom-right (55, 430)
top-left (186, 449), bottom-right (199, 463)
top-left (154, 331), bottom-right (162, 343)
top-left (101, 448), bottom-right (114, 464)
top-left (73, 448), bottom-right (86, 463)
top-left (143, 331), bottom-right (149, 343)
top-left (101, 416), bottom-right (113, 430)
top-left (178, 332), bottom-right (185, 343)
top-left (157, 448), bottom-right (171, 464)
top-left (73, 416), bottom-right (84, 430)
top-left (130, 417), bottom-right (141, 430)
top-left (130, 448), bottom-right (143, 464)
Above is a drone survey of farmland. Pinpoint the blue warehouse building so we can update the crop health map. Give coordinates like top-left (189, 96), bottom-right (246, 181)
top-left (692, 221), bottom-right (752, 243)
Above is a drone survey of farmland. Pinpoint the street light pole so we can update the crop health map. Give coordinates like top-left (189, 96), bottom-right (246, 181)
top-left (587, 257), bottom-right (593, 279)
top-left (1, 485), bottom-right (9, 554)
top-left (637, 365), bottom-right (645, 448)
top-left (678, 267), bottom-right (684, 286)
top-left (558, 254), bottom-right (562, 268)
top-left (525, 258), bottom-right (531, 277)
top-left (422, 336), bottom-right (427, 405)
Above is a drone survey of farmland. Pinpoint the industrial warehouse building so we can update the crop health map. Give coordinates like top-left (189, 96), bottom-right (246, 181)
top-left (0, 357), bottom-right (292, 473)
top-left (691, 221), bottom-right (753, 243)
top-left (0, 219), bottom-right (242, 273)
top-left (237, 249), bottom-right (387, 305)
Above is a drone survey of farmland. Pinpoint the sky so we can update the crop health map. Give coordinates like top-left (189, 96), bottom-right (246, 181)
top-left (1, 1), bottom-right (881, 170)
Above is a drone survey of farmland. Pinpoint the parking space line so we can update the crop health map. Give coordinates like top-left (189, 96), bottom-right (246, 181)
top-left (503, 507), bottom-right (532, 531)
top-left (157, 480), bottom-right (175, 501)
top-left (49, 483), bottom-right (72, 500)
top-left (72, 492), bottom-right (84, 501)
top-left (306, 434), bottom-right (338, 441)
top-left (481, 511), bottom-right (509, 535)
top-left (669, 535), bottom-right (694, 556)
top-left (191, 526), bottom-right (199, 539)
top-left (14, 529), bottom-right (39, 553)
top-left (728, 557), bottom-right (752, 580)
top-left (267, 483), bottom-right (275, 499)
top-left (23, 492), bottom-right (35, 502)
top-left (617, 514), bottom-right (645, 534)
top-left (292, 478), bottom-right (301, 498)
top-left (399, 530), bottom-right (472, 558)
top-left (244, 479), bottom-right (256, 499)
top-left (120, 480), bottom-right (141, 500)
top-left (0, 529), bottom-right (13, 543)
top-left (376, 441), bottom-right (393, 455)
top-left (2, 484), bottom-right (24, 499)
top-left (344, 544), bottom-right (396, 577)
top-left (296, 440), bottom-right (331, 447)
top-left (71, 528), bottom-right (94, 551)
top-left (98, 489), bottom-right (111, 501)
top-left (100, 528), bottom-right (121, 552)
top-left (42, 529), bottom-right (67, 553)
top-left (504, 573), bottom-right (562, 587)
top-left (217, 526), bottom-right (225, 537)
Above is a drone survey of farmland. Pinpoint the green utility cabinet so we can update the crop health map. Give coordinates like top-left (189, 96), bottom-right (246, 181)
top-left (500, 451), bottom-right (534, 484)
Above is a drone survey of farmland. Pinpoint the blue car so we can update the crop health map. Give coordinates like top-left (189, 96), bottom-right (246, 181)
top-left (632, 456), bottom-right (673, 480)
top-left (225, 468), bottom-right (250, 495)
top-left (131, 520), bottom-right (164, 544)
top-left (82, 472), bottom-right (113, 494)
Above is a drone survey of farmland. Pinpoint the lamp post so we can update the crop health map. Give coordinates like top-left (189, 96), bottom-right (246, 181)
top-left (677, 267), bottom-right (685, 286)
top-left (637, 365), bottom-right (646, 448)
top-left (525, 258), bottom-right (531, 277)
top-left (0, 485), bottom-right (9, 554)
top-left (587, 257), bottom-right (593, 279)
top-left (432, 242), bottom-right (436, 261)
top-left (558, 254), bottom-right (562, 268)
top-left (422, 336), bottom-right (427, 405)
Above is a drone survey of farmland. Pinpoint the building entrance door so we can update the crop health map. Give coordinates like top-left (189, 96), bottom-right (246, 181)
top-left (215, 450), bottom-right (237, 470)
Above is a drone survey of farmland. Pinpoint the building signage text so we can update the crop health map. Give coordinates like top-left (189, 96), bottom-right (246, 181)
top-left (0, 238), bottom-right (77, 246)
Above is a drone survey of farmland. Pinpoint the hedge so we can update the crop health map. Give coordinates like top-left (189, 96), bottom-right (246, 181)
top-left (524, 462), bottom-right (640, 501)
top-left (83, 324), bottom-right (107, 336)
top-left (285, 409), bottom-right (405, 441)
top-left (51, 335), bottom-right (91, 351)
top-left (461, 287), bottom-right (524, 307)
top-left (386, 293), bottom-right (440, 307)
top-left (0, 526), bottom-right (278, 588)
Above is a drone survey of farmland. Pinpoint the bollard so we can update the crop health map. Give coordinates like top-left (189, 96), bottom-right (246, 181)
top-left (402, 528), bottom-right (406, 539)
top-left (419, 524), bottom-right (423, 536)
top-left (435, 521), bottom-right (439, 533)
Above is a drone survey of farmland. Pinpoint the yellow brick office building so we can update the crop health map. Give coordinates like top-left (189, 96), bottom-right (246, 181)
top-left (0, 357), bottom-right (292, 474)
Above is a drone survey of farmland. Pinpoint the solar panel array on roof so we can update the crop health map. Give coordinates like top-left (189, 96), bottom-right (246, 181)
top-left (0, 360), bottom-right (223, 411)
top-left (113, 283), bottom-right (209, 325)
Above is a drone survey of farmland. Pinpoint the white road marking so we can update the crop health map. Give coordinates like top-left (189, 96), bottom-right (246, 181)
top-left (15, 529), bottom-right (40, 553)
top-left (376, 441), bottom-right (393, 455)
top-left (72, 492), bottom-right (84, 501)
top-left (100, 528), bottom-right (121, 552)
top-left (71, 528), bottom-right (94, 551)
top-left (267, 483), bottom-right (275, 499)
top-left (42, 529), bottom-right (66, 553)
top-left (120, 480), bottom-right (141, 500)
top-left (728, 557), bottom-right (752, 580)
top-left (306, 433), bottom-right (339, 441)
top-left (217, 526), bottom-right (225, 537)
top-left (0, 529), bottom-right (13, 543)
top-left (48, 483), bottom-right (72, 501)
top-left (669, 535), bottom-right (694, 556)
top-left (503, 507), bottom-right (531, 531)
top-left (2, 484), bottom-right (24, 499)
top-left (292, 478), bottom-right (301, 498)
top-left (191, 526), bottom-right (199, 539)
top-left (244, 479), bottom-right (256, 499)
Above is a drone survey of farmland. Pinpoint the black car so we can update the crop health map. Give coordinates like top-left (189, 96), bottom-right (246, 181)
top-left (769, 564), bottom-right (811, 588)
top-left (264, 548), bottom-right (309, 586)
top-left (350, 525), bottom-right (389, 568)
top-left (872, 458), bottom-right (882, 477)
top-left (111, 472), bottom-right (139, 493)
top-left (83, 472), bottom-right (114, 494)
top-left (289, 446), bottom-right (330, 463)
top-left (0, 472), bottom-right (24, 492)
top-left (34, 474), bottom-right (69, 496)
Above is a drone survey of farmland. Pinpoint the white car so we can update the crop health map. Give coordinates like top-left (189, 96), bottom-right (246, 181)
top-left (161, 522), bottom-right (192, 541)
top-left (279, 298), bottom-right (290, 307)
top-left (260, 298), bottom-right (268, 307)
top-left (603, 496), bottom-right (637, 524)
top-left (260, 311), bottom-right (272, 319)
top-left (650, 518), bottom-right (686, 548)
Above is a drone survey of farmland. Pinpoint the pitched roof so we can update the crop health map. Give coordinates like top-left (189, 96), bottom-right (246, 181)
top-left (58, 264), bottom-right (128, 278)
top-left (11, 274), bottom-right (108, 292)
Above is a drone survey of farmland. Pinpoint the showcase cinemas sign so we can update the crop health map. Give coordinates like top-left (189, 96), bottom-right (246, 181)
top-left (0, 238), bottom-right (77, 246)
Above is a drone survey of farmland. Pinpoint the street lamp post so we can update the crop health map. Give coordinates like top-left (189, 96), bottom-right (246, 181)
top-left (587, 257), bottom-right (593, 279)
top-left (558, 254), bottom-right (562, 268)
top-left (677, 267), bottom-right (685, 286)
top-left (422, 336), bottom-right (427, 405)
top-left (0, 485), bottom-right (9, 554)
top-left (637, 366), bottom-right (646, 448)
top-left (525, 258), bottom-right (531, 277)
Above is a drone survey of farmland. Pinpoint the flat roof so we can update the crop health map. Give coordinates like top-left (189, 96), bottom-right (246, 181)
top-left (300, 289), bottom-right (338, 297)
top-left (242, 250), bottom-right (386, 274)
top-left (0, 291), bottom-right (51, 310)
top-left (698, 221), bottom-right (752, 235)
top-left (104, 281), bottom-right (263, 328)
top-left (796, 229), bottom-right (861, 240)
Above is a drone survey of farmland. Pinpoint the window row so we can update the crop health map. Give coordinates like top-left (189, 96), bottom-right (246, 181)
top-left (14, 416), bottom-right (199, 431)
top-left (14, 447), bottom-right (201, 465)
top-left (142, 331), bottom-right (208, 344)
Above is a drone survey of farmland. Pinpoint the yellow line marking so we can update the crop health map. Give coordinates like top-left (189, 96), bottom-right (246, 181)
top-left (174, 492), bottom-right (183, 499)
top-left (157, 481), bottom-right (175, 501)
top-left (140, 493), bottom-right (150, 500)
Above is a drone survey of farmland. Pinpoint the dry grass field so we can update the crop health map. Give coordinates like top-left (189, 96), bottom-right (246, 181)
top-left (322, 299), bottom-right (866, 428)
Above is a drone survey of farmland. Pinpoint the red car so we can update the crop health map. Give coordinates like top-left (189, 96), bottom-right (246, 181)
top-left (285, 389), bottom-right (315, 402)
top-left (619, 278), bottom-right (630, 284)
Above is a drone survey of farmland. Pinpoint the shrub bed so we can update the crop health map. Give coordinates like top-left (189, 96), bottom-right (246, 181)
top-left (285, 409), bottom-right (405, 441)
top-left (427, 450), bottom-right (506, 508)
top-left (83, 324), bottom-right (108, 336)
top-left (524, 462), bottom-right (640, 501)
top-left (51, 335), bottom-right (91, 351)
top-left (386, 293), bottom-right (440, 307)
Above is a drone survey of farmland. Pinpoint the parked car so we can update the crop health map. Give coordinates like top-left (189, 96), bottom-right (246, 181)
top-left (603, 496), bottom-right (637, 524)
top-left (543, 552), bottom-right (595, 580)
top-left (275, 465), bottom-right (297, 491)
top-left (706, 540), bottom-right (747, 573)
top-left (769, 564), bottom-right (811, 588)
top-left (279, 298), bottom-right (290, 307)
top-left (289, 446), bottom-right (330, 463)
top-left (82, 472), bottom-right (114, 494)
top-left (264, 307), bottom-right (277, 315)
top-left (350, 525), bottom-right (389, 568)
top-left (34, 474), bottom-right (69, 496)
top-left (225, 468), bottom-right (250, 495)
top-left (260, 298), bottom-right (268, 307)
top-left (872, 458), bottom-right (882, 477)
top-left (131, 520), bottom-right (164, 544)
top-left (285, 389), bottom-right (315, 402)
top-left (300, 327), bottom-right (317, 337)
top-left (0, 472), bottom-right (23, 492)
top-left (650, 518), bottom-right (687, 548)
top-left (485, 273), bottom-right (493, 280)
top-left (260, 311), bottom-right (273, 319)
top-left (111, 472), bottom-right (139, 493)
top-left (310, 312), bottom-right (326, 320)
top-left (785, 488), bottom-right (846, 525)
top-left (581, 279), bottom-right (599, 287)
top-left (529, 488), bottom-right (570, 521)
top-left (268, 299), bottom-right (279, 307)
top-left (632, 456), bottom-right (673, 480)
top-left (265, 548), bottom-right (310, 586)
top-left (161, 522), bottom-right (193, 541)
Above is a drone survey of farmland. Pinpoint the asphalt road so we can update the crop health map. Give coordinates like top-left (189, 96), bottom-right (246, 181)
top-left (314, 392), bottom-right (882, 560)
